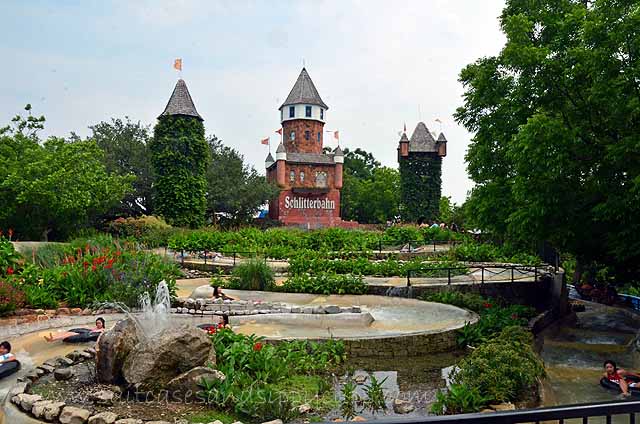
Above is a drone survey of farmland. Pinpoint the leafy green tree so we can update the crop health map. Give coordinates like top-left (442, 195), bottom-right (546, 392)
top-left (456, 0), bottom-right (640, 280)
top-left (90, 117), bottom-right (154, 216)
top-left (206, 136), bottom-right (278, 224)
top-left (149, 115), bottom-right (209, 228)
top-left (0, 107), bottom-right (133, 240)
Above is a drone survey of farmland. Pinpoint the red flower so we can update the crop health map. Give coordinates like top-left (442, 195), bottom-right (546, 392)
top-left (91, 265), bottom-right (97, 271)
top-left (6, 267), bottom-right (14, 275)
top-left (253, 342), bottom-right (263, 351)
top-left (217, 323), bottom-right (225, 329)
top-left (7, 228), bottom-right (13, 238)
top-left (483, 302), bottom-right (492, 308)
top-left (511, 314), bottom-right (519, 320)
top-left (207, 327), bottom-right (217, 335)
top-left (83, 261), bottom-right (89, 269)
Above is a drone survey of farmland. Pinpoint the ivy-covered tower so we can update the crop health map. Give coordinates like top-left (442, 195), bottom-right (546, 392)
top-left (150, 79), bottom-right (209, 228)
top-left (398, 122), bottom-right (447, 222)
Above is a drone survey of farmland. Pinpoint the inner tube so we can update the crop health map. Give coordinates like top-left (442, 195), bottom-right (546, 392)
top-left (63, 331), bottom-right (101, 343)
top-left (0, 361), bottom-right (21, 380)
top-left (600, 374), bottom-right (640, 394)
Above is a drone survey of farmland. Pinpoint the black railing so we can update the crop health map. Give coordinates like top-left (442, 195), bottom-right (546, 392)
top-left (332, 399), bottom-right (640, 424)
top-left (406, 264), bottom-right (547, 286)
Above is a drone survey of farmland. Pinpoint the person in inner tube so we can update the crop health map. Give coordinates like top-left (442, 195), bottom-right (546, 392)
top-left (213, 286), bottom-right (236, 301)
top-left (0, 341), bottom-right (17, 365)
top-left (44, 317), bottom-right (106, 342)
top-left (604, 359), bottom-right (640, 396)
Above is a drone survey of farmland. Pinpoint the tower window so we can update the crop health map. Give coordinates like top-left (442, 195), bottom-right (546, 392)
top-left (320, 109), bottom-right (324, 119)
top-left (317, 132), bottom-right (321, 142)
top-left (300, 171), bottom-right (305, 183)
top-left (289, 106), bottom-right (295, 118)
top-left (305, 130), bottom-right (310, 140)
top-left (290, 171), bottom-right (295, 182)
top-left (290, 131), bottom-right (295, 141)
top-left (305, 106), bottom-right (312, 117)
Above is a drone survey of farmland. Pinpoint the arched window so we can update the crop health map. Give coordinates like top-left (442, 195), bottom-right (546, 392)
top-left (289, 106), bottom-right (295, 118)
top-left (290, 131), bottom-right (295, 141)
top-left (305, 130), bottom-right (310, 140)
top-left (317, 132), bottom-right (321, 142)
top-left (320, 109), bottom-right (324, 120)
top-left (289, 171), bottom-right (295, 182)
top-left (300, 171), bottom-right (305, 183)
top-left (305, 106), bottom-right (312, 117)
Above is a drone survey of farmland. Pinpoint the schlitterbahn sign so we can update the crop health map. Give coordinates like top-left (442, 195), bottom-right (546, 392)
top-left (284, 196), bottom-right (335, 210)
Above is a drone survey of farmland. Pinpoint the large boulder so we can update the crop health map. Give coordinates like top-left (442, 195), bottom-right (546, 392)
top-left (122, 324), bottom-right (213, 391)
top-left (96, 319), bottom-right (140, 384)
top-left (190, 285), bottom-right (214, 299)
top-left (166, 366), bottom-right (225, 395)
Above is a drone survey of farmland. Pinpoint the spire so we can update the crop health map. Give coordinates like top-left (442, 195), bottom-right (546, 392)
top-left (333, 145), bottom-right (344, 156)
top-left (280, 68), bottom-right (328, 110)
top-left (159, 79), bottom-right (203, 121)
top-left (399, 132), bottom-right (409, 143)
top-left (437, 132), bottom-right (448, 143)
top-left (409, 122), bottom-right (437, 152)
top-left (265, 152), bottom-right (275, 168)
top-left (276, 142), bottom-right (287, 153)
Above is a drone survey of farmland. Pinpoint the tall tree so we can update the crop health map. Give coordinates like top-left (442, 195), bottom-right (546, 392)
top-left (90, 117), bottom-right (153, 216)
top-left (206, 136), bottom-right (278, 224)
top-left (456, 0), bottom-right (640, 280)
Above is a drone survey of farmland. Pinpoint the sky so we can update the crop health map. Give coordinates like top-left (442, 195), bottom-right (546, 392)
top-left (1, 0), bottom-right (507, 205)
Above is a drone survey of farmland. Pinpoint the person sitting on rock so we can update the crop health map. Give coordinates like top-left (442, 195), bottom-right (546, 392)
top-left (213, 286), bottom-right (236, 301)
top-left (0, 341), bottom-right (16, 364)
top-left (44, 317), bottom-right (106, 342)
top-left (603, 359), bottom-right (640, 396)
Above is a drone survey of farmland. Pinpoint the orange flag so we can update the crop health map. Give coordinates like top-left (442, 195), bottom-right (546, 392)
top-left (275, 128), bottom-right (283, 135)
top-left (261, 137), bottom-right (270, 145)
top-left (334, 130), bottom-right (340, 140)
top-left (173, 58), bottom-right (182, 71)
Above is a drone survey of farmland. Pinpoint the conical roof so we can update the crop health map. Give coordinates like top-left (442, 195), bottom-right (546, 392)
top-left (276, 142), bottom-right (287, 153)
top-left (159, 79), bottom-right (203, 121)
top-left (265, 152), bottom-right (275, 168)
top-left (437, 132), bottom-right (448, 143)
top-left (280, 68), bottom-right (328, 110)
top-left (399, 132), bottom-right (409, 143)
top-left (409, 122), bottom-right (437, 152)
top-left (333, 145), bottom-right (344, 156)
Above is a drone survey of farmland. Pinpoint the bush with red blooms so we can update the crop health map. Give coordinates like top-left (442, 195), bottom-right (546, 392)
top-left (0, 234), bottom-right (22, 278)
top-left (0, 280), bottom-right (25, 316)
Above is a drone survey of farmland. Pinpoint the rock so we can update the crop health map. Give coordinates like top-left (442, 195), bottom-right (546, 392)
top-left (15, 393), bottom-right (42, 412)
top-left (324, 305), bottom-right (341, 314)
top-left (9, 381), bottom-right (30, 396)
top-left (96, 318), bottom-right (140, 384)
top-left (145, 421), bottom-right (171, 424)
top-left (32, 400), bottom-right (54, 419)
top-left (490, 402), bottom-right (515, 411)
top-left (80, 351), bottom-right (94, 360)
top-left (312, 306), bottom-right (325, 314)
top-left (43, 401), bottom-right (66, 421)
top-left (115, 419), bottom-right (143, 424)
top-left (207, 421), bottom-right (223, 424)
top-left (298, 404), bottom-right (312, 414)
top-left (90, 389), bottom-right (115, 406)
top-left (84, 347), bottom-right (97, 357)
top-left (190, 285), bottom-right (214, 299)
top-left (166, 366), bottom-right (225, 394)
top-left (353, 374), bottom-right (367, 385)
top-left (480, 409), bottom-right (495, 413)
top-left (392, 398), bottom-right (415, 414)
top-left (59, 406), bottom-right (92, 423)
top-left (122, 324), bottom-right (213, 390)
top-left (351, 417), bottom-right (367, 422)
top-left (25, 370), bottom-right (40, 381)
top-left (261, 420), bottom-right (283, 424)
top-left (351, 306), bottom-right (361, 313)
top-left (231, 421), bottom-right (244, 424)
top-left (88, 412), bottom-right (119, 424)
top-left (70, 307), bottom-right (83, 314)
top-left (38, 364), bottom-right (55, 373)
top-left (54, 367), bottom-right (74, 381)
top-left (57, 308), bottom-right (71, 315)
top-left (67, 350), bottom-right (86, 362)
top-left (56, 356), bottom-right (75, 367)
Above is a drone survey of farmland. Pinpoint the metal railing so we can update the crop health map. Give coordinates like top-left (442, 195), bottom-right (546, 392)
top-left (344, 399), bottom-right (640, 423)
top-left (406, 264), bottom-right (547, 287)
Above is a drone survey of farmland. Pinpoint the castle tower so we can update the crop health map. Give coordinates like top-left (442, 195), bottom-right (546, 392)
top-left (265, 68), bottom-right (346, 228)
top-left (398, 122), bottom-right (448, 223)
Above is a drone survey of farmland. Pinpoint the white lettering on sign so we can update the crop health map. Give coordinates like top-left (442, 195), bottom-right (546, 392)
top-left (284, 196), bottom-right (335, 210)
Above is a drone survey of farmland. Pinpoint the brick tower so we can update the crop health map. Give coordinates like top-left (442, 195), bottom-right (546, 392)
top-left (266, 68), bottom-right (346, 228)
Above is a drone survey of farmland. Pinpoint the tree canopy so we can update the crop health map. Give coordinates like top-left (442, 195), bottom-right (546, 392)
top-left (456, 0), bottom-right (640, 280)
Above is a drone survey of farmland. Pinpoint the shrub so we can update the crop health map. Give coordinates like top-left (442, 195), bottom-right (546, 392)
top-left (228, 259), bottom-right (275, 291)
top-left (107, 215), bottom-right (176, 248)
top-left (24, 243), bottom-right (69, 268)
top-left (431, 384), bottom-right (491, 415)
top-left (0, 236), bottom-right (22, 277)
top-left (280, 273), bottom-right (367, 295)
top-left (422, 291), bottom-right (487, 312)
top-left (0, 281), bottom-right (25, 315)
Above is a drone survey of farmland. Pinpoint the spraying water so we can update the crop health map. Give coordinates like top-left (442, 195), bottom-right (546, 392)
top-left (137, 280), bottom-right (172, 337)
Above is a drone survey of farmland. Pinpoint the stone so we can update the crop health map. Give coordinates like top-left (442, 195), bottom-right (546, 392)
top-left (353, 374), bottom-right (367, 385)
top-left (324, 305), bottom-right (341, 314)
top-left (43, 401), bottom-right (66, 421)
top-left (70, 307), bottom-right (83, 314)
top-left (122, 324), bottom-right (213, 390)
top-left (490, 402), bottom-right (515, 411)
top-left (298, 403), bottom-right (312, 414)
top-left (14, 393), bottom-right (42, 411)
top-left (96, 318), bottom-right (140, 384)
top-left (208, 421), bottom-right (223, 424)
top-left (190, 285), bottom-right (214, 299)
top-left (115, 420), bottom-right (143, 424)
top-left (351, 416), bottom-right (367, 422)
top-left (303, 307), bottom-right (313, 314)
top-left (56, 307), bottom-right (71, 315)
top-left (67, 350), bottom-right (86, 362)
top-left (261, 420), bottom-right (283, 424)
top-left (80, 351), bottom-right (94, 360)
top-left (231, 422), bottom-right (244, 424)
top-left (54, 367), bottom-right (74, 381)
top-left (166, 366), bottom-right (225, 394)
top-left (88, 412), bottom-right (119, 424)
top-left (392, 398), bottom-right (415, 414)
top-left (90, 389), bottom-right (115, 406)
top-left (25, 370), bottom-right (40, 381)
top-left (291, 307), bottom-right (301, 313)
top-left (32, 400), bottom-right (55, 418)
top-left (56, 356), bottom-right (75, 367)
top-left (146, 421), bottom-right (171, 424)
top-left (84, 347), bottom-right (97, 357)
top-left (9, 381), bottom-right (30, 396)
top-left (38, 364), bottom-right (55, 373)
top-left (59, 406), bottom-right (92, 423)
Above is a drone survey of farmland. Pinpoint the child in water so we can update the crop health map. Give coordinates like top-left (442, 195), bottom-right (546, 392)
top-left (44, 317), bottom-right (106, 342)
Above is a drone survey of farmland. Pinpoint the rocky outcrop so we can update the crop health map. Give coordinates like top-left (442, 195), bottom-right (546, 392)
top-left (166, 366), bottom-right (225, 395)
top-left (96, 319), bottom-right (140, 384)
top-left (88, 411), bottom-right (119, 424)
top-left (122, 324), bottom-right (213, 390)
top-left (392, 398), bottom-right (415, 414)
top-left (59, 405), bottom-right (91, 423)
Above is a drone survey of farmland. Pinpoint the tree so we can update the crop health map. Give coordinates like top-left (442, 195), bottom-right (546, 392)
top-left (90, 117), bottom-right (153, 216)
top-left (340, 148), bottom-right (399, 223)
top-left (149, 115), bottom-right (209, 228)
top-left (456, 0), bottom-right (640, 281)
top-left (0, 107), bottom-right (133, 240)
top-left (206, 136), bottom-right (278, 224)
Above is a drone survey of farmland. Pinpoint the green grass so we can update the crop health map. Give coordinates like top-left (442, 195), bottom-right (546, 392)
top-left (271, 375), bottom-right (338, 415)
top-left (187, 409), bottom-right (242, 424)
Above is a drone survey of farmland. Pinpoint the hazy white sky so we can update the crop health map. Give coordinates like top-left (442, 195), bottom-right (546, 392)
top-left (1, 0), bottom-right (506, 204)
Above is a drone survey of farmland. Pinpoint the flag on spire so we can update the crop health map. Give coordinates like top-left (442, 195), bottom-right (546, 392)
top-left (261, 137), bottom-right (270, 145)
top-left (403, 123), bottom-right (407, 132)
top-left (334, 130), bottom-right (339, 140)
top-left (173, 58), bottom-right (182, 71)
top-left (435, 118), bottom-right (442, 124)
top-left (275, 128), bottom-right (283, 135)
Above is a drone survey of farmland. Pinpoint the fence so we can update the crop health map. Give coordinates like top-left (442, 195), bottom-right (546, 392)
top-left (347, 399), bottom-right (640, 424)
top-left (406, 264), bottom-right (548, 287)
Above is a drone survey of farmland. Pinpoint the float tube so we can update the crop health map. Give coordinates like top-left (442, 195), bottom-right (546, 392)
top-left (63, 328), bottom-right (101, 343)
top-left (0, 361), bottom-right (21, 380)
top-left (600, 375), bottom-right (640, 394)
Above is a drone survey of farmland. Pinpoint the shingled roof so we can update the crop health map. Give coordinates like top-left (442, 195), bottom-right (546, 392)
top-left (159, 79), bottom-right (203, 121)
top-left (280, 68), bottom-right (328, 110)
top-left (409, 122), bottom-right (437, 152)
top-left (286, 152), bottom-right (335, 165)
